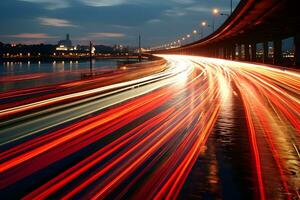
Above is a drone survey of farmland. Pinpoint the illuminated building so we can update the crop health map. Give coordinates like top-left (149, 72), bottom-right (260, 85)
top-left (56, 34), bottom-right (73, 51)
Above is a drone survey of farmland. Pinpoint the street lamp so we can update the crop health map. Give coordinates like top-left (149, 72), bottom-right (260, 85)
top-left (186, 34), bottom-right (191, 44)
top-left (215, 7), bottom-right (231, 18)
top-left (201, 21), bottom-right (211, 39)
top-left (213, 8), bottom-right (219, 15)
top-left (212, 8), bottom-right (220, 32)
top-left (192, 30), bottom-right (198, 42)
top-left (182, 37), bottom-right (186, 46)
top-left (177, 40), bottom-right (181, 47)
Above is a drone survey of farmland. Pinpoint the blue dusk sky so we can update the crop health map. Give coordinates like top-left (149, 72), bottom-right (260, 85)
top-left (0, 0), bottom-right (240, 47)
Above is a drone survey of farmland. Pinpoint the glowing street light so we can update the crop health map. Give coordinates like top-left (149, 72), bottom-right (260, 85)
top-left (212, 8), bottom-right (220, 15)
top-left (212, 8), bottom-right (220, 32)
top-left (181, 37), bottom-right (186, 46)
top-left (215, 7), bottom-right (230, 17)
top-left (192, 30), bottom-right (198, 42)
top-left (200, 21), bottom-right (211, 39)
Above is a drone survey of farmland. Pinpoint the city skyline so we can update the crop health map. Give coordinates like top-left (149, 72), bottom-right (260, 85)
top-left (0, 0), bottom-right (239, 46)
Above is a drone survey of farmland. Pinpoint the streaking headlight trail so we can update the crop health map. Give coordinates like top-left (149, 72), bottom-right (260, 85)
top-left (0, 55), bottom-right (299, 199)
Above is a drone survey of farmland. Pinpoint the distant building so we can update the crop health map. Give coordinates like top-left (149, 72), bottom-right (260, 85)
top-left (56, 34), bottom-right (73, 51)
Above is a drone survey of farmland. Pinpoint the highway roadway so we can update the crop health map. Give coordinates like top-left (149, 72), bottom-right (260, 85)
top-left (0, 55), bottom-right (299, 199)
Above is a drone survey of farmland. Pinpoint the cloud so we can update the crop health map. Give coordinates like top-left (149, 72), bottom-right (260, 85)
top-left (88, 32), bottom-right (125, 38)
top-left (78, 0), bottom-right (127, 7)
top-left (78, 0), bottom-right (197, 7)
top-left (18, 0), bottom-right (70, 9)
top-left (110, 24), bottom-right (133, 29)
top-left (38, 17), bottom-right (78, 27)
top-left (164, 8), bottom-right (186, 17)
top-left (18, 0), bottom-right (207, 10)
top-left (12, 40), bottom-right (50, 45)
top-left (3, 33), bottom-right (58, 39)
top-left (147, 19), bottom-right (161, 24)
top-left (171, 0), bottom-right (195, 5)
top-left (19, 0), bottom-right (129, 9)
top-left (185, 6), bottom-right (214, 13)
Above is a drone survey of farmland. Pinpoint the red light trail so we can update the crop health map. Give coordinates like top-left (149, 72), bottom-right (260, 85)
top-left (0, 55), bottom-right (299, 199)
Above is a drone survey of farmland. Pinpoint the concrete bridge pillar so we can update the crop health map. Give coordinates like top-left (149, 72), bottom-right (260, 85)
top-left (216, 48), bottom-right (219, 58)
top-left (263, 41), bottom-right (269, 63)
top-left (213, 48), bottom-right (217, 58)
top-left (219, 47), bottom-right (224, 59)
top-left (207, 48), bottom-right (211, 57)
top-left (295, 34), bottom-right (300, 67)
top-left (227, 47), bottom-right (232, 59)
top-left (225, 47), bottom-right (230, 59)
top-left (223, 47), bottom-right (227, 59)
top-left (213, 48), bottom-right (218, 58)
top-left (231, 45), bottom-right (236, 60)
top-left (208, 48), bottom-right (213, 57)
top-left (237, 44), bottom-right (242, 60)
top-left (206, 48), bottom-right (210, 57)
top-left (273, 39), bottom-right (282, 65)
top-left (251, 43), bottom-right (257, 62)
top-left (245, 44), bottom-right (250, 61)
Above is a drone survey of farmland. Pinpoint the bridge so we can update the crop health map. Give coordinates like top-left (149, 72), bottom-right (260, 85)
top-left (152, 0), bottom-right (300, 67)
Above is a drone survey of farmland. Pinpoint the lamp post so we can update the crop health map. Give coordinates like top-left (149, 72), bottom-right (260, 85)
top-left (212, 8), bottom-right (220, 32)
top-left (186, 34), bottom-right (191, 43)
top-left (192, 30), bottom-right (197, 42)
top-left (201, 21), bottom-right (206, 38)
top-left (89, 41), bottom-right (93, 74)
top-left (138, 34), bottom-right (142, 62)
top-left (178, 39), bottom-right (181, 47)
top-left (201, 21), bottom-right (212, 39)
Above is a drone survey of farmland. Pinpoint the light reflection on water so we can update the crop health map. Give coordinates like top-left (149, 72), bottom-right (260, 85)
top-left (179, 80), bottom-right (258, 200)
top-left (0, 59), bottom-right (119, 76)
top-left (0, 59), bottom-right (122, 92)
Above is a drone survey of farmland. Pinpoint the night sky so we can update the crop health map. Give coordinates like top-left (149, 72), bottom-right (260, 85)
top-left (0, 0), bottom-right (240, 47)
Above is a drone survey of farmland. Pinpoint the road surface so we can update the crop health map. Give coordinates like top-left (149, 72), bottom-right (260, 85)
top-left (0, 55), bottom-right (299, 199)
